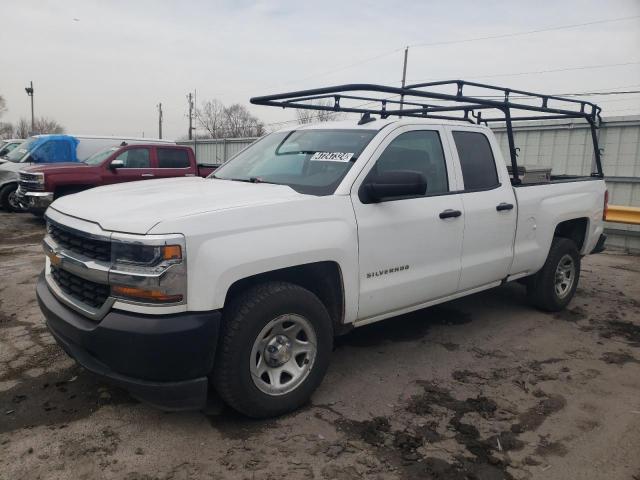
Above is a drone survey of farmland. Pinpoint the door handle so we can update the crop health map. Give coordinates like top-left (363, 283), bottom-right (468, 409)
top-left (141, 173), bottom-right (155, 177)
top-left (496, 202), bottom-right (514, 211)
top-left (439, 209), bottom-right (462, 219)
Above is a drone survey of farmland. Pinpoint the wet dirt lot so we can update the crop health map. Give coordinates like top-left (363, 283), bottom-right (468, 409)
top-left (1, 210), bottom-right (639, 480)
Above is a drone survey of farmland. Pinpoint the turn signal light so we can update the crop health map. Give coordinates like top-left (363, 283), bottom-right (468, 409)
top-left (603, 190), bottom-right (609, 221)
top-left (162, 245), bottom-right (182, 261)
top-left (112, 285), bottom-right (183, 303)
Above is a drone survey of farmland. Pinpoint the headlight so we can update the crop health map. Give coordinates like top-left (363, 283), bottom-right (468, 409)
top-left (111, 242), bottom-right (182, 268)
top-left (109, 234), bottom-right (187, 305)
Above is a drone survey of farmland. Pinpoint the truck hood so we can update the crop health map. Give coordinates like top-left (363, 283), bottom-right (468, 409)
top-left (0, 160), bottom-right (25, 173)
top-left (25, 162), bottom-right (89, 174)
top-left (49, 177), bottom-right (305, 234)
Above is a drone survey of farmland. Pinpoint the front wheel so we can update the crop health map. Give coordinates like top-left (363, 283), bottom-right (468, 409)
top-left (213, 281), bottom-right (333, 418)
top-left (0, 183), bottom-right (24, 212)
top-left (527, 237), bottom-right (580, 312)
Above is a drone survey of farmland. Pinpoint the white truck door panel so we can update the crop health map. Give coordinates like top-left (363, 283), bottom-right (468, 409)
top-left (448, 128), bottom-right (517, 290)
top-left (352, 126), bottom-right (464, 320)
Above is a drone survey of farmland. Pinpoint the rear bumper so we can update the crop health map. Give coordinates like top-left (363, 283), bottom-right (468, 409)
top-left (36, 272), bottom-right (222, 410)
top-left (17, 188), bottom-right (53, 213)
top-left (591, 233), bottom-right (607, 254)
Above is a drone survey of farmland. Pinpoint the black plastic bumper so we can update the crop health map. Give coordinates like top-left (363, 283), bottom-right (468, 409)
top-left (36, 272), bottom-right (222, 410)
top-left (591, 233), bottom-right (607, 254)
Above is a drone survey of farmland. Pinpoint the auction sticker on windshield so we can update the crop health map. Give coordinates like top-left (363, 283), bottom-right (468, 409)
top-left (310, 152), bottom-right (354, 162)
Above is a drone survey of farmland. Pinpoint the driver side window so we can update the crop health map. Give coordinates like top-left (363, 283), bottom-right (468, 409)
top-left (114, 148), bottom-right (150, 168)
top-left (373, 130), bottom-right (449, 195)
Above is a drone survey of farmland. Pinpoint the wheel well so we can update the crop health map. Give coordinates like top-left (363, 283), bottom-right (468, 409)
top-left (225, 261), bottom-right (346, 331)
top-left (554, 218), bottom-right (588, 251)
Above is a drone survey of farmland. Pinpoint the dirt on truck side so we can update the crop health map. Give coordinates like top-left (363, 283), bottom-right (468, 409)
top-left (1, 210), bottom-right (639, 480)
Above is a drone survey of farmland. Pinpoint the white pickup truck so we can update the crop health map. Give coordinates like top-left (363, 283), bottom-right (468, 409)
top-left (36, 82), bottom-right (608, 418)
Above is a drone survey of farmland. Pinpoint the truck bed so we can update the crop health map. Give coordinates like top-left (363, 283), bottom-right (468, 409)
top-left (509, 177), bottom-right (607, 277)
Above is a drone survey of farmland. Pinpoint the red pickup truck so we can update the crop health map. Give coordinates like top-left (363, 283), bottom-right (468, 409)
top-left (17, 144), bottom-right (217, 216)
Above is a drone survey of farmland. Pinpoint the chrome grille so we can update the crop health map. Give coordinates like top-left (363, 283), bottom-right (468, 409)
top-left (48, 223), bottom-right (111, 262)
top-left (50, 265), bottom-right (110, 309)
top-left (19, 171), bottom-right (44, 192)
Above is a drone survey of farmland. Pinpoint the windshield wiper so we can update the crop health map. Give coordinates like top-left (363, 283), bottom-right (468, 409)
top-left (275, 150), bottom-right (318, 156)
top-left (219, 177), bottom-right (273, 184)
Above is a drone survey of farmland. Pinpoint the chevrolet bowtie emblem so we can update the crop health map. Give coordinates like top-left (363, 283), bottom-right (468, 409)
top-left (47, 250), bottom-right (62, 266)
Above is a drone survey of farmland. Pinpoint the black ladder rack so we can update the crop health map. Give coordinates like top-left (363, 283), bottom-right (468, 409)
top-left (250, 81), bottom-right (604, 184)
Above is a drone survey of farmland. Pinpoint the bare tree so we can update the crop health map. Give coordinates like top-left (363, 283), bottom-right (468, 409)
top-left (224, 104), bottom-right (265, 138)
top-left (0, 95), bottom-right (10, 139)
top-left (14, 118), bottom-right (30, 138)
top-left (0, 123), bottom-right (13, 139)
top-left (196, 99), bottom-right (265, 139)
top-left (296, 99), bottom-right (342, 124)
top-left (34, 117), bottom-right (65, 134)
top-left (196, 100), bottom-right (226, 139)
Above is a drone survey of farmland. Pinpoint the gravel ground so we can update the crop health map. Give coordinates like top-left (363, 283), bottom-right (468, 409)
top-left (1, 210), bottom-right (639, 480)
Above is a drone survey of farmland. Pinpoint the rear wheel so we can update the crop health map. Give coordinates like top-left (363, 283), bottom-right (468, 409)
top-left (213, 281), bottom-right (333, 418)
top-left (527, 237), bottom-right (580, 312)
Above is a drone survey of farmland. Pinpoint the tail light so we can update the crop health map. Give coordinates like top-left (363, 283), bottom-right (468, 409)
top-left (603, 190), bottom-right (609, 221)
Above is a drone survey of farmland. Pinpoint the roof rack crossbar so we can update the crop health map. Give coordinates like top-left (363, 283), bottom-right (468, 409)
top-left (250, 81), bottom-right (604, 182)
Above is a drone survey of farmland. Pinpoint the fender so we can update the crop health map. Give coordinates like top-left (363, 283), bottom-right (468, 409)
top-left (150, 194), bottom-right (361, 323)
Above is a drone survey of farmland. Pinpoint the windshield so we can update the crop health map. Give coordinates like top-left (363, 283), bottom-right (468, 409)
top-left (0, 142), bottom-right (20, 157)
top-left (211, 129), bottom-right (377, 195)
top-left (84, 146), bottom-right (119, 165)
top-left (5, 137), bottom-right (37, 163)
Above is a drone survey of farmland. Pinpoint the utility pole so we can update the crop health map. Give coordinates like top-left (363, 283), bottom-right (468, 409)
top-left (25, 81), bottom-right (35, 133)
top-left (157, 102), bottom-right (163, 139)
top-left (399, 47), bottom-right (409, 117)
top-left (193, 89), bottom-right (197, 159)
top-left (187, 93), bottom-right (193, 140)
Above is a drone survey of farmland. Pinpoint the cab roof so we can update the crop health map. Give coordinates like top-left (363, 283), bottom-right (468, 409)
top-left (277, 117), bottom-right (480, 134)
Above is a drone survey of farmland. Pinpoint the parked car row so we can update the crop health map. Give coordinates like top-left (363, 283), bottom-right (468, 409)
top-left (0, 134), bottom-right (216, 213)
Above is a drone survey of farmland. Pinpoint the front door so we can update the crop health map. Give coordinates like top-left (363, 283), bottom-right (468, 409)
top-left (352, 126), bottom-right (465, 321)
top-left (102, 147), bottom-right (154, 185)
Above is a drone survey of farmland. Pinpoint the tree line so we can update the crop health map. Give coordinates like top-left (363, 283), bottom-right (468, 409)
top-left (196, 100), bottom-right (266, 139)
top-left (0, 95), bottom-right (64, 139)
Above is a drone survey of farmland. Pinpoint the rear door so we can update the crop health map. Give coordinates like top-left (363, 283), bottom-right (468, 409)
top-left (352, 125), bottom-right (465, 321)
top-left (102, 147), bottom-right (155, 185)
top-left (152, 147), bottom-right (194, 180)
top-left (446, 127), bottom-right (517, 291)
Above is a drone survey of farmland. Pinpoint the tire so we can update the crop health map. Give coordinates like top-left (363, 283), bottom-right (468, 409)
top-left (213, 281), bottom-right (333, 418)
top-left (527, 237), bottom-right (580, 312)
top-left (0, 183), bottom-right (23, 213)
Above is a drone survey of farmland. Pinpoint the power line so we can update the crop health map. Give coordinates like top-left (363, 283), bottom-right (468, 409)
top-left (267, 15), bottom-right (640, 89)
top-left (406, 61), bottom-right (640, 85)
top-left (409, 15), bottom-right (640, 48)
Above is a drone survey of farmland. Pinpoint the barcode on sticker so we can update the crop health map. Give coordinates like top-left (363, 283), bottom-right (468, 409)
top-left (310, 152), bottom-right (354, 162)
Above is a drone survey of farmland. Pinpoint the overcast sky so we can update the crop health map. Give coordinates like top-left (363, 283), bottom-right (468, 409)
top-left (1, 0), bottom-right (639, 140)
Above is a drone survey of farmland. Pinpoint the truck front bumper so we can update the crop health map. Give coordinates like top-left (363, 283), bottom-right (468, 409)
top-left (36, 272), bottom-right (222, 410)
top-left (17, 188), bottom-right (54, 213)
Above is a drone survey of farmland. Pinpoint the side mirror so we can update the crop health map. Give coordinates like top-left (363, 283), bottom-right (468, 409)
top-left (360, 170), bottom-right (427, 203)
top-left (109, 159), bottom-right (124, 170)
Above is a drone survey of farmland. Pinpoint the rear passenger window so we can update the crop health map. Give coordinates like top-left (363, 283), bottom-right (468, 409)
top-left (452, 131), bottom-right (499, 190)
top-left (157, 149), bottom-right (190, 168)
top-left (373, 130), bottom-right (448, 195)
